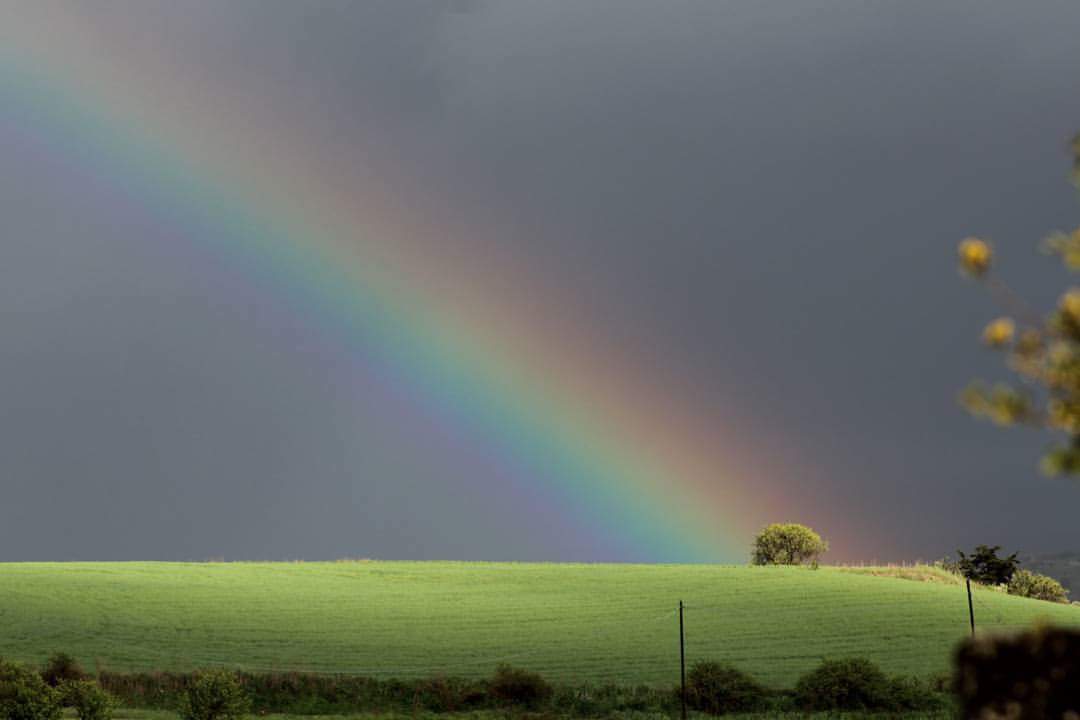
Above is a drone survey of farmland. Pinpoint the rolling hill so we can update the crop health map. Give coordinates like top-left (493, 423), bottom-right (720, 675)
top-left (1, 561), bottom-right (1078, 687)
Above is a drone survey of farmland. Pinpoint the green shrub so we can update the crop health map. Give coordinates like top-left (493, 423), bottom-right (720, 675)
top-left (61, 680), bottom-right (116, 720)
top-left (1008, 568), bottom-right (1070, 603)
top-left (0, 659), bottom-right (63, 720)
top-left (793, 658), bottom-right (891, 711)
top-left (751, 523), bottom-right (828, 565)
top-left (884, 675), bottom-right (949, 711)
top-left (41, 653), bottom-right (87, 688)
top-left (684, 661), bottom-right (767, 714)
top-left (488, 665), bottom-right (552, 709)
top-left (178, 670), bottom-right (251, 720)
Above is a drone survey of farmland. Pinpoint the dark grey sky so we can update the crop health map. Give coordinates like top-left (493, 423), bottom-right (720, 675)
top-left (2, 1), bottom-right (1080, 562)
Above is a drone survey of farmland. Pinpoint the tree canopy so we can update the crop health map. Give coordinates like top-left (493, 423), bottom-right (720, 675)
top-left (956, 544), bottom-right (1019, 586)
top-left (751, 523), bottom-right (828, 566)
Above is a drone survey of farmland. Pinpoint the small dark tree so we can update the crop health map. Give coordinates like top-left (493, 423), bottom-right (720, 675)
top-left (684, 661), bottom-right (766, 714)
top-left (488, 665), bottom-right (552, 709)
top-left (956, 545), bottom-right (1019, 586)
top-left (793, 658), bottom-right (891, 711)
top-left (41, 654), bottom-right (87, 688)
top-left (751, 523), bottom-right (828, 566)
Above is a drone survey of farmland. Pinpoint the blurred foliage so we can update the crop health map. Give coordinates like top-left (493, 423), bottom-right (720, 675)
top-left (954, 626), bottom-right (1080, 719)
top-left (958, 133), bottom-right (1080, 475)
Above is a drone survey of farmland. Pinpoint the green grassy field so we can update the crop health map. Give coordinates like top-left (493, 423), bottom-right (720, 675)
top-left (2, 562), bottom-right (1078, 687)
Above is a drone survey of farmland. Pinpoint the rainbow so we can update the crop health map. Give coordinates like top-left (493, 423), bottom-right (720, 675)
top-left (0, 8), bottom-right (801, 561)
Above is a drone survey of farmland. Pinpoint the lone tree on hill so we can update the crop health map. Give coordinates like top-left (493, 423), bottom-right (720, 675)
top-left (957, 133), bottom-right (1080, 475)
top-left (956, 544), bottom-right (1019, 586)
top-left (751, 523), bottom-right (828, 566)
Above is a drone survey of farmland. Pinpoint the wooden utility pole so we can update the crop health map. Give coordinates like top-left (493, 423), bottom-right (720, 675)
top-left (966, 577), bottom-right (976, 638)
top-left (679, 600), bottom-right (687, 720)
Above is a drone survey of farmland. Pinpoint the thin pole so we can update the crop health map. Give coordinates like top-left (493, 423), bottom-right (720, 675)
top-left (966, 577), bottom-right (975, 638)
top-left (679, 600), bottom-right (687, 720)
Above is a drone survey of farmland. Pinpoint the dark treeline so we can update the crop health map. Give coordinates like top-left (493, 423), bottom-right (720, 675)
top-left (95, 663), bottom-right (948, 717)
top-left (98, 669), bottom-right (672, 716)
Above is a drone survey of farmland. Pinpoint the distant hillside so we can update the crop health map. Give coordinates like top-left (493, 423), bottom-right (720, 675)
top-left (1, 562), bottom-right (1078, 687)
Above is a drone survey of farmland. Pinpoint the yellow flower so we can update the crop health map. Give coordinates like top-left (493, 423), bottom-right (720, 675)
top-left (958, 237), bottom-right (992, 277)
top-left (982, 317), bottom-right (1015, 348)
top-left (1060, 288), bottom-right (1080, 321)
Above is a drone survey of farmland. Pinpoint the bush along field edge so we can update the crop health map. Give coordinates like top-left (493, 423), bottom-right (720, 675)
top-left (1, 653), bottom-right (952, 720)
top-left (11, 626), bottom-right (1080, 719)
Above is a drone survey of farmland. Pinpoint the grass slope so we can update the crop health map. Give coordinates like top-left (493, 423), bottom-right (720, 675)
top-left (1, 562), bottom-right (1078, 686)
